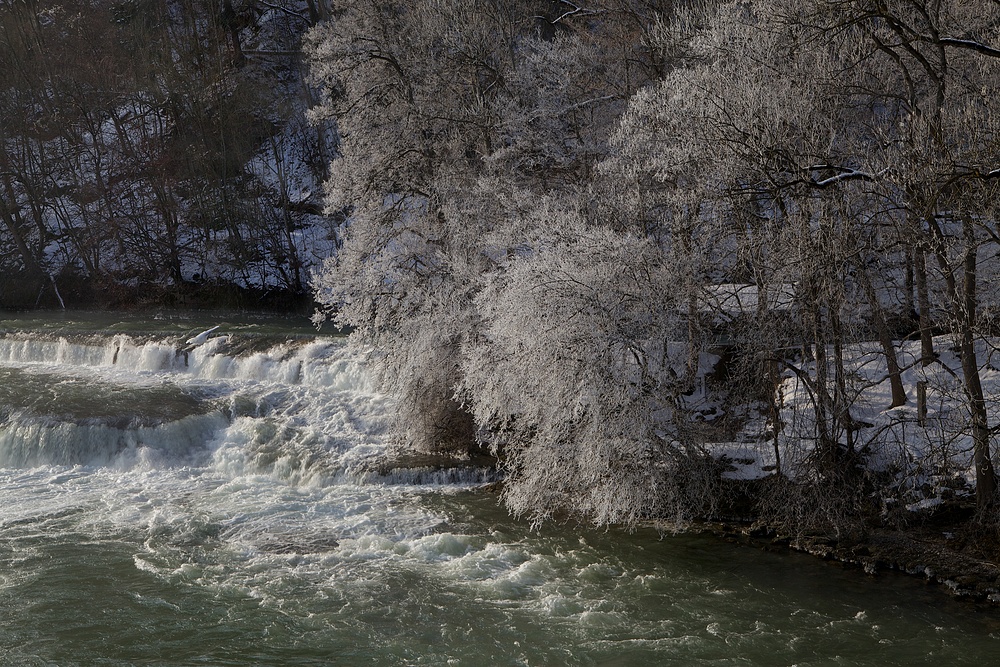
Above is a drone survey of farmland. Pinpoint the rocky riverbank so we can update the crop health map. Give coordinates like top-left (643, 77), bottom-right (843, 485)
top-left (707, 514), bottom-right (1000, 603)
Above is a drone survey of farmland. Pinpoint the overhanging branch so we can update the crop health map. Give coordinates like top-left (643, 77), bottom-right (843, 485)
top-left (940, 37), bottom-right (1000, 58)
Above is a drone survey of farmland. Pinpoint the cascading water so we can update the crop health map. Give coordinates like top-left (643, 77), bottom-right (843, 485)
top-left (0, 314), bottom-right (996, 666)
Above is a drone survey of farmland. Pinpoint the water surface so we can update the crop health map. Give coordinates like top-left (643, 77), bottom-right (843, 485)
top-left (0, 312), bottom-right (996, 666)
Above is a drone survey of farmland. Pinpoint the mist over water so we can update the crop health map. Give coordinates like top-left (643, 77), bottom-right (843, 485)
top-left (0, 313), bottom-right (996, 666)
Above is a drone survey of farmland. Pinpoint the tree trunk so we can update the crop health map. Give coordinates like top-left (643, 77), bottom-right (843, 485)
top-left (914, 248), bottom-right (935, 361)
top-left (914, 248), bottom-right (933, 425)
top-left (959, 222), bottom-right (996, 510)
top-left (807, 289), bottom-right (832, 451)
top-left (962, 330), bottom-right (995, 511)
top-left (830, 306), bottom-right (853, 451)
top-left (858, 261), bottom-right (906, 408)
top-left (0, 174), bottom-right (44, 278)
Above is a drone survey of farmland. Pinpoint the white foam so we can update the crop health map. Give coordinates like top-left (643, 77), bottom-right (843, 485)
top-left (0, 333), bottom-right (372, 390)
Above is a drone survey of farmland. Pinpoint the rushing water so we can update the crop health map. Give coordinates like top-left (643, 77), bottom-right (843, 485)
top-left (0, 311), bottom-right (997, 666)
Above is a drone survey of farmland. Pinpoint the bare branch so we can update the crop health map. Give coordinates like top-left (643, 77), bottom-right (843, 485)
top-left (254, 0), bottom-right (312, 25)
top-left (939, 37), bottom-right (1000, 58)
top-left (809, 167), bottom-right (882, 188)
top-left (549, 0), bottom-right (604, 25)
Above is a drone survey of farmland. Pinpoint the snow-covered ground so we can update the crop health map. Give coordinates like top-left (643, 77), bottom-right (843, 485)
top-left (709, 336), bottom-right (991, 511)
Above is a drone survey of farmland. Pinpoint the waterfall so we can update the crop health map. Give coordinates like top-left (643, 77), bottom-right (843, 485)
top-left (0, 330), bottom-right (389, 482)
top-left (0, 332), bottom-right (373, 391)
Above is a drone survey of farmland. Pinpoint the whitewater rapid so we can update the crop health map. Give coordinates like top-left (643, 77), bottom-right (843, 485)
top-left (0, 329), bottom-right (495, 599)
top-left (0, 333), bottom-right (383, 474)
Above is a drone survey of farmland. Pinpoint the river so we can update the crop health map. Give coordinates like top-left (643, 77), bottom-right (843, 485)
top-left (0, 311), bottom-right (996, 666)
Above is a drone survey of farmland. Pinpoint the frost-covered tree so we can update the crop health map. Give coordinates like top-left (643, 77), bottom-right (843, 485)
top-left (307, 0), bottom-right (533, 452)
top-left (460, 212), bottom-right (723, 525)
top-left (607, 1), bottom-right (874, 451)
top-left (306, 0), bottom-right (1000, 531)
top-left (597, 1), bottom-right (921, 536)
top-left (307, 0), bottom-right (730, 525)
top-left (804, 0), bottom-right (1000, 510)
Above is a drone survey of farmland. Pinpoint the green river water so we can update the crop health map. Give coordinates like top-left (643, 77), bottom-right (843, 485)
top-left (0, 312), bottom-right (996, 666)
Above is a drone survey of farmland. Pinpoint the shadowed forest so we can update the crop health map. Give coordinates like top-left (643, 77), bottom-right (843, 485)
top-left (0, 0), bottom-right (336, 308)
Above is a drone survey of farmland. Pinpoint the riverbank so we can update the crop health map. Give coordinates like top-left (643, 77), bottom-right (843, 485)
top-left (368, 452), bottom-right (1000, 604)
top-left (370, 448), bottom-right (1000, 604)
top-left (0, 273), bottom-right (314, 314)
top-left (702, 511), bottom-right (1000, 604)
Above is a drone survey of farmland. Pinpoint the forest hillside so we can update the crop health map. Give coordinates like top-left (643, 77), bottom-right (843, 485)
top-left (0, 0), bottom-right (335, 308)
